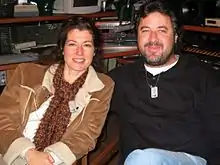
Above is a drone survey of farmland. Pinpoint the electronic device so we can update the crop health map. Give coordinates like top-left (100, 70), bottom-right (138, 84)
top-left (0, 0), bottom-right (17, 18)
top-left (12, 22), bottom-right (62, 45)
top-left (96, 20), bottom-right (136, 45)
top-left (182, 30), bottom-right (220, 53)
top-left (28, 0), bottom-right (55, 16)
top-left (0, 71), bottom-right (6, 86)
top-left (181, 29), bottom-right (220, 69)
top-left (168, 0), bottom-right (220, 26)
top-left (0, 26), bottom-right (13, 54)
top-left (53, 0), bottom-right (102, 14)
top-left (14, 4), bottom-right (39, 17)
top-left (205, 18), bottom-right (220, 27)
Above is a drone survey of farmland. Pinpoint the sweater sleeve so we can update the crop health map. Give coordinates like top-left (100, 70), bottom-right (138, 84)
top-left (108, 68), bottom-right (123, 116)
top-left (201, 71), bottom-right (220, 150)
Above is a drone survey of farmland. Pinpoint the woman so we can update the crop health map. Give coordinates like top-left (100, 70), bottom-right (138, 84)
top-left (0, 16), bottom-right (114, 165)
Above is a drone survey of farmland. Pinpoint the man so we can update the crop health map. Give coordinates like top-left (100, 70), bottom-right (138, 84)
top-left (108, 0), bottom-right (220, 165)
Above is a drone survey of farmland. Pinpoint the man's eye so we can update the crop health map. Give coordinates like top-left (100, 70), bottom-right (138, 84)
top-left (142, 29), bottom-right (149, 33)
top-left (158, 29), bottom-right (167, 33)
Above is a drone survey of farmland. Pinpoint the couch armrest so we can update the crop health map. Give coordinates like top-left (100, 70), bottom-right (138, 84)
top-left (88, 113), bottom-right (120, 165)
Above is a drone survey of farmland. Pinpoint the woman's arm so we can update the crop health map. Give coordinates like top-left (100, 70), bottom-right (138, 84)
top-left (0, 63), bottom-right (47, 164)
top-left (0, 65), bottom-right (27, 155)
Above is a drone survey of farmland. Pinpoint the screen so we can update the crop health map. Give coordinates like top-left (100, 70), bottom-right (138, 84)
top-left (53, 0), bottom-right (101, 14)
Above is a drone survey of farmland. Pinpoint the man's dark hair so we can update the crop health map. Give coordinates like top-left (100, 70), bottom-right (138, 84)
top-left (135, 0), bottom-right (179, 35)
top-left (135, 0), bottom-right (182, 53)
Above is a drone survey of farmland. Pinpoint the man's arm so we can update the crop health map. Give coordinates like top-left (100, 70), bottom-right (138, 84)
top-left (108, 68), bottom-right (123, 115)
top-left (201, 71), bottom-right (220, 150)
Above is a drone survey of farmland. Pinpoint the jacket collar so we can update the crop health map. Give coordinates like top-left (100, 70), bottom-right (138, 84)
top-left (42, 64), bottom-right (105, 94)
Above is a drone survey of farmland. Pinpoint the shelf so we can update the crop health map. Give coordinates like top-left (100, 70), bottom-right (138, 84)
top-left (0, 11), bottom-right (116, 24)
top-left (104, 49), bottom-right (139, 59)
top-left (0, 49), bottom-right (139, 71)
top-left (183, 25), bottom-right (220, 34)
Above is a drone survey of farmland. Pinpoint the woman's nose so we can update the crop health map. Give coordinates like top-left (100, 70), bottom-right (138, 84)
top-left (76, 46), bottom-right (83, 55)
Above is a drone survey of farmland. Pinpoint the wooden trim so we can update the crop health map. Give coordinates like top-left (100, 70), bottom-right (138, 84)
top-left (0, 63), bottom-right (20, 71)
top-left (104, 49), bottom-right (139, 59)
top-left (80, 156), bottom-right (88, 165)
top-left (0, 12), bottom-right (116, 24)
top-left (183, 25), bottom-right (220, 34)
top-left (0, 50), bottom-right (139, 71)
top-left (89, 138), bottom-right (118, 165)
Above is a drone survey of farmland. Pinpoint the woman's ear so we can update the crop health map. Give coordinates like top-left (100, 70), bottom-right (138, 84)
top-left (94, 48), bottom-right (98, 56)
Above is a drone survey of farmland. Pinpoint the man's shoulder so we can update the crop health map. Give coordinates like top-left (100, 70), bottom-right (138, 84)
top-left (108, 61), bottom-right (140, 80)
top-left (181, 54), bottom-right (215, 73)
top-left (181, 54), bottom-right (219, 82)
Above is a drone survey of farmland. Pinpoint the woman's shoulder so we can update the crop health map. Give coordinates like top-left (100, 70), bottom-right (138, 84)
top-left (16, 62), bottom-right (48, 72)
top-left (96, 72), bottom-right (115, 87)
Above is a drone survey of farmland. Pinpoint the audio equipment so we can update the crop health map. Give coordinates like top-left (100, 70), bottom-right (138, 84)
top-left (0, 22), bottom-right (61, 55)
top-left (182, 30), bottom-right (220, 52)
top-left (96, 21), bottom-right (136, 44)
top-left (0, 0), bottom-right (17, 18)
top-left (182, 29), bottom-right (220, 69)
top-left (183, 46), bottom-right (220, 70)
top-left (14, 4), bottom-right (39, 17)
top-left (0, 26), bottom-right (13, 54)
top-left (205, 18), bottom-right (220, 27)
top-left (12, 22), bottom-right (62, 45)
top-left (168, 0), bottom-right (220, 26)
top-left (183, 46), bottom-right (220, 59)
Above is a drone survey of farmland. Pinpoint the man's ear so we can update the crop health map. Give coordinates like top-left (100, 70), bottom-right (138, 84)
top-left (175, 34), bottom-right (178, 43)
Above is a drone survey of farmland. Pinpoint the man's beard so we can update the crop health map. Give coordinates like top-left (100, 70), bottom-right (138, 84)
top-left (140, 41), bottom-right (174, 67)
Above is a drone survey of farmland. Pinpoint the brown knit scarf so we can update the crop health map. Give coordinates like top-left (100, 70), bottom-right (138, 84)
top-left (33, 64), bottom-right (88, 151)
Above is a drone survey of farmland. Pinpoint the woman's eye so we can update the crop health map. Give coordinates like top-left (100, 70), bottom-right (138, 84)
top-left (84, 44), bottom-right (92, 47)
top-left (68, 43), bottom-right (77, 46)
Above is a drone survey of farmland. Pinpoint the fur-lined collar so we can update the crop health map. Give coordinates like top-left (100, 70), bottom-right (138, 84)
top-left (42, 64), bottom-right (105, 93)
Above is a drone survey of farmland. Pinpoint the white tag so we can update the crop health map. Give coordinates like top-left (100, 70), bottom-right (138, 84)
top-left (151, 86), bottom-right (158, 98)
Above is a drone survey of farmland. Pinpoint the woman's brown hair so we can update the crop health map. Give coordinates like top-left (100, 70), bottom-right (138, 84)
top-left (56, 16), bottom-right (104, 73)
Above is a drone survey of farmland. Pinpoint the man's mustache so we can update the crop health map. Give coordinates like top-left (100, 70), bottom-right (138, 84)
top-left (144, 42), bottom-right (163, 47)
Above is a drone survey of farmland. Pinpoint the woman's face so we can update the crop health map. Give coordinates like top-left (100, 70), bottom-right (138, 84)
top-left (63, 29), bottom-right (95, 73)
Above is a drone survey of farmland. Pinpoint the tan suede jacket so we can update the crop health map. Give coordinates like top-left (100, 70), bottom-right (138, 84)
top-left (0, 63), bottom-right (114, 165)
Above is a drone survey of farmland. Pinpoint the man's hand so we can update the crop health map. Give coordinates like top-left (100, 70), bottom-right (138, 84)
top-left (25, 148), bottom-right (54, 165)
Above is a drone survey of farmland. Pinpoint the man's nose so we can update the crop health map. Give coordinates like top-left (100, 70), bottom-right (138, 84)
top-left (149, 31), bottom-right (159, 42)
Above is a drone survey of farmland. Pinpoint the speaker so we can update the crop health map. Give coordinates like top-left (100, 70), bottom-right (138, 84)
top-left (12, 22), bottom-right (62, 45)
top-left (0, 26), bottom-right (13, 54)
top-left (168, 0), bottom-right (220, 26)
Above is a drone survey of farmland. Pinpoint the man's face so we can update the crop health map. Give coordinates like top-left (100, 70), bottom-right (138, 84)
top-left (137, 12), bottom-right (175, 66)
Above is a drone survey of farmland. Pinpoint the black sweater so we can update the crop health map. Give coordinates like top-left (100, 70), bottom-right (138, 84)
top-left (109, 54), bottom-right (220, 163)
